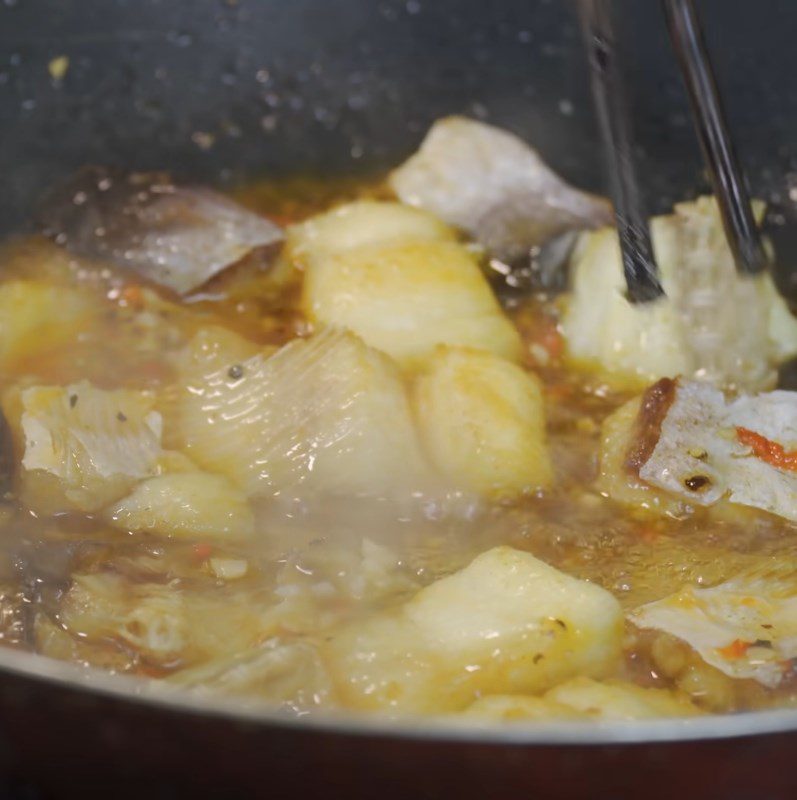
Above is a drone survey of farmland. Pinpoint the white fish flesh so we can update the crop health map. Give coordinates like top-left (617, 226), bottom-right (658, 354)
top-left (562, 197), bottom-right (797, 391)
top-left (630, 563), bottom-right (797, 687)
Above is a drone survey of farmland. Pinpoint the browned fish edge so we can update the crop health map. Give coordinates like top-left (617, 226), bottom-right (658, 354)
top-left (624, 377), bottom-right (678, 476)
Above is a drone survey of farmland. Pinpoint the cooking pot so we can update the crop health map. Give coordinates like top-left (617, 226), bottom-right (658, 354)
top-left (2, 1), bottom-right (797, 797)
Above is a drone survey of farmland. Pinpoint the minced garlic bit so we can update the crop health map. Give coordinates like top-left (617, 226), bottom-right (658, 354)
top-left (209, 558), bottom-right (249, 580)
top-left (48, 56), bottom-right (69, 82)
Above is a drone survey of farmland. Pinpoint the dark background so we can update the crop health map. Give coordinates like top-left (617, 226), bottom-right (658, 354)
top-left (0, 0), bottom-right (795, 236)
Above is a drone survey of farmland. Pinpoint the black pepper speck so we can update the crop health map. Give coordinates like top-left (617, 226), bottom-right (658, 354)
top-left (684, 475), bottom-right (711, 492)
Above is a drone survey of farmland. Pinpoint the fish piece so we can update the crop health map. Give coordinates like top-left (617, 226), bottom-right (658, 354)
top-left (0, 280), bottom-right (96, 372)
top-left (175, 327), bottom-right (435, 503)
top-left (633, 380), bottom-right (797, 521)
top-left (597, 394), bottom-right (689, 517)
top-left (167, 638), bottom-right (332, 708)
top-left (38, 167), bottom-right (283, 295)
top-left (630, 563), bottom-right (797, 687)
top-left (412, 346), bottom-right (552, 497)
top-left (107, 471), bottom-right (255, 542)
top-left (545, 677), bottom-right (703, 719)
top-left (286, 200), bottom-right (455, 264)
top-left (461, 694), bottom-right (583, 721)
top-left (293, 199), bottom-right (521, 368)
top-left (59, 572), bottom-right (283, 668)
top-left (464, 681), bottom-right (702, 721)
top-left (389, 116), bottom-right (611, 263)
top-left (563, 197), bottom-right (797, 391)
top-left (302, 238), bottom-right (522, 369)
top-left (325, 546), bottom-right (623, 713)
top-left (638, 381), bottom-right (730, 507)
top-left (14, 381), bottom-right (162, 514)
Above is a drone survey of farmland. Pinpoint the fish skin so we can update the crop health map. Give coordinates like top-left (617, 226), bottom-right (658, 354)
top-left (389, 116), bottom-right (611, 264)
top-left (631, 563), bottom-right (797, 687)
top-left (38, 167), bottom-right (283, 295)
top-left (637, 380), bottom-right (797, 521)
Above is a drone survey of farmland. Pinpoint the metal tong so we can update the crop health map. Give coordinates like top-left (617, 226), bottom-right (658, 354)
top-left (579, 0), bottom-right (768, 304)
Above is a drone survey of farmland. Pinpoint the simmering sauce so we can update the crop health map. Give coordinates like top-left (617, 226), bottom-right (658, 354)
top-left (0, 175), bottom-right (795, 720)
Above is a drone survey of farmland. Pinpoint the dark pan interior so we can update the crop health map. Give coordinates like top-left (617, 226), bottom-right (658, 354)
top-left (2, 0), bottom-right (797, 247)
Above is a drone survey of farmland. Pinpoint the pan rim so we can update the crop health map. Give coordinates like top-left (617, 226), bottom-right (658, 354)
top-left (2, 642), bottom-right (797, 745)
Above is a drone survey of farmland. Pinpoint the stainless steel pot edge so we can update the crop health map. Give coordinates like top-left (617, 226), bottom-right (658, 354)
top-left (2, 643), bottom-right (797, 745)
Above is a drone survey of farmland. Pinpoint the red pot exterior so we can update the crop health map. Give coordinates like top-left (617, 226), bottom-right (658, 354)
top-left (0, 669), bottom-right (793, 800)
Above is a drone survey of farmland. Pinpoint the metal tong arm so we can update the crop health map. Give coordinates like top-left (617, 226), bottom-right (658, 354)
top-left (662, 0), bottom-right (768, 276)
top-left (580, 0), bottom-right (768, 303)
top-left (579, 0), bottom-right (665, 304)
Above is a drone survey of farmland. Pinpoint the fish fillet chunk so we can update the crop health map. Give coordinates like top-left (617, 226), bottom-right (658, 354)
top-left (631, 563), bottom-right (797, 687)
top-left (635, 379), bottom-right (797, 521)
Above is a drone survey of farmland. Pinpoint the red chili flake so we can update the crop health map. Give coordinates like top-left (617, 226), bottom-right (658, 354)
top-left (192, 543), bottom-right (213, 560)
top-left (536, 321), bottom-right (564, 360)
top-left (545, 382), bottom-right (573, 401)
top-left (717, 639), bottom-right (751, 660)
top-left (120, 284), bottom-right (144, 310)
top-left (637, 526), bottom-right (661, 543)
top-left (736, 427), bottom-right (797, 472)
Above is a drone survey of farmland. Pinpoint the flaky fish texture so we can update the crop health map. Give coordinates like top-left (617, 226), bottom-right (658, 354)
top-left (176, 327), bottom-right (433, 503)
top-left (16, 381), bottom-right (162, 513)
top-left (107, 471), bottom-right (255, 542)
top-left (563, 197), bottom-right (797, 391)
top-left (631, 562), bottom-right (797, 687)
top-left (296, 200), bottom-right (522, 369)
top-left (286, 199), bottom-right (455, 263)
top-left (412, 346), bottom-right (552, 497)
